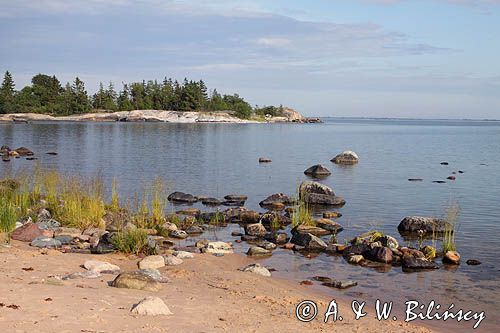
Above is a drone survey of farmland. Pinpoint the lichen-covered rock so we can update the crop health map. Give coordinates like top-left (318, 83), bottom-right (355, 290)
top-left (245, 223), bottom-right (267, 237)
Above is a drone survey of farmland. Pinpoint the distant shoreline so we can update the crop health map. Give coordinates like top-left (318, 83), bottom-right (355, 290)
top-left (0, 110), bottom-right (322, 124)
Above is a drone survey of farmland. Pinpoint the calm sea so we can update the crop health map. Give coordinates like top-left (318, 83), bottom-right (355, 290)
top-left (1, 118), bottom-right (499, 332)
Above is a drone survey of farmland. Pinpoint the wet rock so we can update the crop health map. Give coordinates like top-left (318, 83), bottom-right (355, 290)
top-left (245, 223), bottom-right (267, 237)
top-left (402, 255), bottom-right (439, 271)
top-left (292, 224), bottom-right (331, 237)
top-left (258, 157), bottom-right (272, 163)
top-left (443, 251), bottom-right (460, 265)
top-left (466, 259), bottom-right (481, 265)
top-left (264, 232), bottom-right (289, 245)
top-left (11, 223), bottom-right (44, 242)
top-left (303, 193), bottom-right (346, 206)
top-left (231, 231), bottom-right (243, 237)
top-left (398, 216), bottom-right (452, 234)
top-left (15, 147), bottom-right (34, 156)
top-left (366, 246), bottom-right (393, 264)
top-left (323, 211), bottom-right (342, 218)
top-left (130, 296), bottom-right (173, 316)
top-left (83, 260), bottom-right (120, 274)
top-left (314, 218), bottom-right (343, 234)
top-left (240, 211), bottom-right (260, 224)
top-left (447, 176), bottom-right (456, 180)
top-left (241, 235), bottom-right (260, 242)
top-left (322, 280), bottom-right (357, 289)
top-left (380, 235), bottom-right (399, 250)
top-left (458, 170), bottom-right (464, 174)
top-left (202, 241), bottom-right (234, 254)
top-left (432, 180), bottom-right (447, 184)
top-left (185, 225), bottom-right (204, 235)
top-left (169, 230), bottom-right (188, 239)
top-left (30, 236), bottom-right (61, 248)
top-left (408, 178), bottom-right (423, 182)
top-left (400, 247), bottom-right (425, 259)
top-left (46, 152), bottom-right (58, 155)
top-left (224, 194), bottom-right (247, 202)
top-left (26, 157), bottom-right (38, 161)
top-left (313, 276), bottom-right (333, 283)
top-left (239, 263), bottom-right (271, 277)
top-left (259, 193), bottom-right (293, 208)
top-left (440, 162), bottom-right (449, 165)
top-left (138, 255), bottom-right (165, 270)
top-left (221, 200), bottom-right (245, 207)
top-left (200, 197), bottom-right (221, 206)
top-left (342, 243), bottom-right (371, 257)
top-left (164, 255), bottom-right (183, 266)
top-left (259, 211), bottom-right (291, 226)
top-left (167, 192), bottom-right (198, 203)
top-left (173, 250), bottom-right (194, 259)
top-left (290, 232), bottom-right (327, 251)
top-left (255, 240), bottom-right (277, 250)
top-left (331, 151), bottom-right (359, 165)
top-left (348, 254), bottom-right (364, 264)
top-left (112, 271), bottom-right (163, 292)
top-left (304, 164), bottom-right (331, 177)
top-left (247, 246), bottom-right (272, 257)
top-left (300, 180), bottom-right (335, 196)
top-left (176, 208), bottom-right (200, 216)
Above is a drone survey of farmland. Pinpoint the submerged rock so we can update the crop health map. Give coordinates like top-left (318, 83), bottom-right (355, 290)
top-left (398, 216), bottom-right (452, 234)
top-left (200, 197), bottom-right (221, 206)
top-left (314, 218), bottom-right (343, 234)
top-left (224, 194), bottom-right (248, 202)
top-left (239, 263), bottom-right (271, 277)
top-left (323, 211), bottom-right (342, 218)
top-left (466, 259), bottom-right (481, 265)
top-left (130, 297), bottom-right (173, 316)
top-left (331, 151), bottom-right (359, 165)
top-left (167, 192), bottom-right (198, 203)
top-left (258, 157), bottom-right (272, 163)
top-left (401, 255), bottom-right (439, 271)
top-left (15, 147), bottom-right (34, 156)
top-left (304, 164), bottom-right (331, 177)
top-left (322, 280), bottom-right (357, 289)
top-left (290, 232), bottom-right (327, 251)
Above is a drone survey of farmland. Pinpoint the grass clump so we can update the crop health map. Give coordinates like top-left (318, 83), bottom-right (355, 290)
top-left (111, 229), bottom-right (156, 255)
top-left (291, 202), bottom-right (314, 228)
top-left (0, 198), bottom-right (18, 234)
top-left (441, 203), bottom-right (460, 253)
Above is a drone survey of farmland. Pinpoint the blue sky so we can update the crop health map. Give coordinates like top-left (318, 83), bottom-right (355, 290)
top-left (1, 0), bottom-right (499, 119)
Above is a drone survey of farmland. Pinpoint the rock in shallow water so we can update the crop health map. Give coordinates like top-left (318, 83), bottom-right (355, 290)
top-left (245, 223), bottom-right (267, 237)
top-left (290, 232), bottom-right (327, 251)
top-left (239, 263), bottom-right (271, 277)
top-left (466, 259), bottom-right (481, 265)
top-left (331, 151), bottom-right (359, 165)
top-left (304, 164), bottom-right (331, 177)
top-left (247, 246), bottom-right (272, 257)
top-left (167, 191), bottom-right (198, 203)
top-left (443, 251), bottom-right (461, 265)
top-left (398, 216), bottom-right (452, 234)
top-left (401, 255), bottom-right (439, 271)
top-left (130, 296), bottom-right (173, 316)
top-left (202, 241), bottom-right (234, 254)
top-left (322, 280), bottom-right (357, 289)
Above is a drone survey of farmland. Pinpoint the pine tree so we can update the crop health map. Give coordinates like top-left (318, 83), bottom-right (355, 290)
top-left (0, 71), bottom-right (16, 114)
top-left (71, 77), bottom-right (91, 114)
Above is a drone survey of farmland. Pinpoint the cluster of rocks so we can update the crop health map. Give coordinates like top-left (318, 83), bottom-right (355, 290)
top-left (167, 192), bottom-right (248, 207)
top-left (1, 145), bottom-right (58, 162)
top-left (301, 151), bottom-right (358, 180)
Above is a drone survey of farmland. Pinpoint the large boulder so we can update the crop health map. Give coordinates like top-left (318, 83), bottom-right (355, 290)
top-left (259, 193), bottom-right (293, 208)
top-left (331, 151), bottom-right (359, 165)
top-left (167, 192), bottom-right (198, 203)
top-left (290, 232), bottom-right (327, 251)
top-left (304, 164), bottom-right (331, 177)
top-left (112, 271), bottom-right (163, 292)
top-left (398, 216), bottom-right (452, 234)
top-left (245, 223), bottom-right (267, 237)
top-left (11, 223), bottom-right (44, 242)
top-left (130, 297), bottom-right (173, 316)
top-left (138, 255), bottom-right (165, 270)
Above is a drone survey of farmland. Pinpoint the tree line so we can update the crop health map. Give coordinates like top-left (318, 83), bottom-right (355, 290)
top-left (0, 71), bottom-right (285, 119)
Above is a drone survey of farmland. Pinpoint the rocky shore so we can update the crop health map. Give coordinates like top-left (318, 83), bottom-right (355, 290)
top-left (0, 108), bottom-right (321, 124)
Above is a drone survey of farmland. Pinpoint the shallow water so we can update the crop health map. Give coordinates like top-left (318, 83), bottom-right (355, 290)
top-left (1, 118), bottom-right (499, 332)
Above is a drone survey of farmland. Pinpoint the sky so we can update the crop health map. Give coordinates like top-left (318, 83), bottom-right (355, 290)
top-left (0, 0), bottom-right (499, 119)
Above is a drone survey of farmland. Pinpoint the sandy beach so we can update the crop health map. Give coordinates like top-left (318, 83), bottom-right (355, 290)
top-left (0, 242), bottom-right (432, 333)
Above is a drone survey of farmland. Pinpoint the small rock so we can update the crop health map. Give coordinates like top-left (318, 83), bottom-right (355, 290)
top-left (200, 197), bottom-right (221, 206)
top-left (314, 218), bottom-right (343, 233)
top-left (37, 219), bottom-right (61, 230)
top-left (130, 296), bottom-right (173, 316)
top-left (466, 259), bottom-right (481, 265)
top-left (138, 255), bottom-right (165, 270)
top-left (245, 223), bottom-right (267, 237)
top-left (322, 211), bottom-right (342, 218)
top-left (239, 263), bottom-right (271, 277)
top-left (380, 235), bottom-right (399, 250)
top-left (176, 208), bottom-right (200, 216)
top-left (164, 255), bottom-right (183, 266)
top-left (139, 269), bottom-right (170, 283)
top-left (264, 232), bottom-right (289, 245)
top-left (224, 194), bottom-right (248, 202)
top-left (246, 246), bottom-right (272, 257)
top-left (167, 192), bottom-right (198, 203)
top-left (63, 270), bottom-right (102, 280)
top-left (408, 178), bottom-right (423, 182)
top-left (447, 176), bottom-right (456, 180)
top-left (402, 255), bottom-right (439, 271)
top-left (258, 157), bottom-right (272, 163)
top-left (84, 260), bottom-right (121, 274)
top-left (322, 280), bottom-right (357, 289)
top-left (313, 276), bottom-right (333, 283)
top-left (348, 254), bottom-right (364, 264)
top-left (443, 251), bottom-right (460, 265)
top-left (169, 230), bottom-right (188, 239)
top-left (185, 225), bottom-right (204, 235)
top-left (37, 208), bottom-right (51, 220)
top-left (290, 232), bottom-right (327, 251)
top-left (173, 251), bottom-right (194, 259)
top-left (203, 241), bottom-right (234, 254)
top-left (421, 245), bottom-right (437, 260)
top-left (231, 231), bottom-right (243, 237)
top-left (365, 246), bottom-right (393, 264)
top-left (30, 236), bottom-right (61, 248)
top-left (304, 164), bottom-right (331, 177)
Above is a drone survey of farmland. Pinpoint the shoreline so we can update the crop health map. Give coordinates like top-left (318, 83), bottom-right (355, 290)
top-left (0, 241), bottom-right (432, 333)
top-left (0, 110), bottom-right (322, 124)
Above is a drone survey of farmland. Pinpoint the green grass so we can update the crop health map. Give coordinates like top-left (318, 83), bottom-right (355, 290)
top-left (111, 229), bottom-right (156, 255)
top-left (441, 203), bottom-right (459, 254)
top-left (0, 198), bottom-right (18, 235)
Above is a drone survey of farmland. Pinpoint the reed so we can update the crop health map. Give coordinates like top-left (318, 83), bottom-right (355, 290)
top-left (441, 203), bottom-right (460, 253)
top-left (0, 198), bottom-right (18, 234)
top-left (111, 229), bottom-right (156, 255)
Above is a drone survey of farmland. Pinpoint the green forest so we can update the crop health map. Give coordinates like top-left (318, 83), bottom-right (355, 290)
top-left (0, 71), bottom-right (285, 119)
